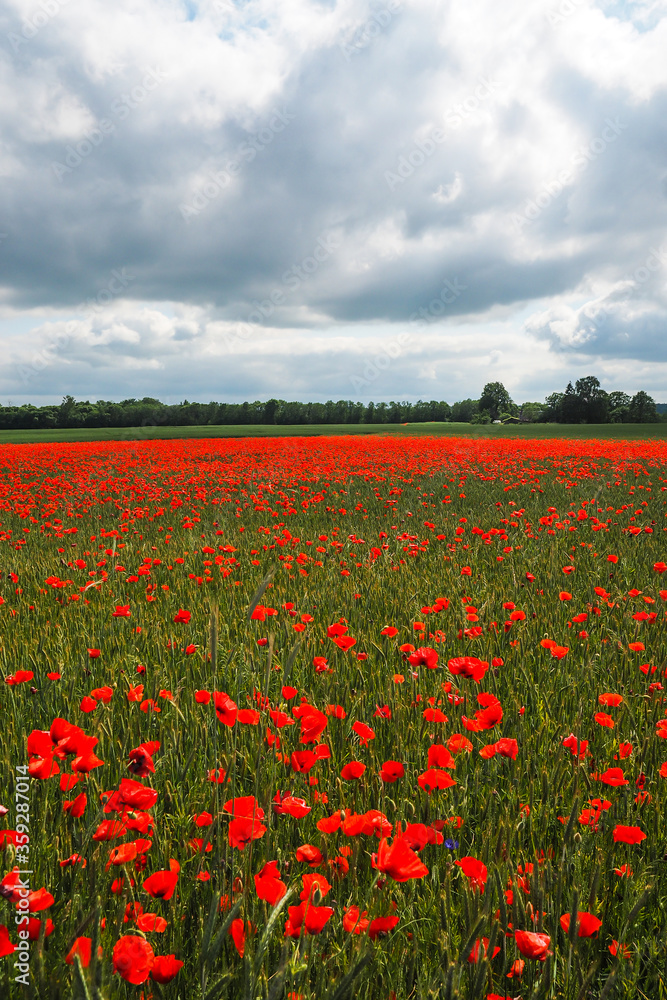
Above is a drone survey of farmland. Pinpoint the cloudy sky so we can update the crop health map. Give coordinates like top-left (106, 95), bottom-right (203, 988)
top-left (1, 0), bottom-right (667, 407)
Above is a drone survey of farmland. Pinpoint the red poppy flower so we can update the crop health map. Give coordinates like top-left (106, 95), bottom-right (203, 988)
top-left (254, 861), bottom-right (287, 905)
top-left (112, 935), bottom-right (154, 984)
top-left (333, 635), bottom-right (356, 651)
top-left (228, 816), bottom-right (267, 850)
top-left (380, 626), bottom-right (398, 637)
top-left (127, 684), bottom-right (144, 701)
top-left (173, 608), bottom-right (191, 623)
top-left (612, 825), bottom-right (646, 844)
top-left (369, 915), bottom-right (400, 940)
top-left (26, 917), bottom-right (54, 940)
top-left (317, 813), bottom-right (342, 834)
top-left (448, 734), bottom-right (473, 754)
top-left (506, 959), bottom-right (525, 978)
top-left (399, 822), bottom-right (443, 851)
top-left (151, 955), bottom-right (184, 983)
top-left (143, 868), bottom-right (179, 900)
top-left (455, 856), bottom-right (487, 892)
top-left (213, 691), bottom-right (238, 727)
top-left (112, 605), bottom-right (131, 618)
top-left (594, 712), bottom-right (614, 729)
top-left (295, 844), bottom-right (323, 866)
top-left (343, 905), bottom-right (369, 934)
top-left (596, 767), bottom-right (628, 787)
top-left (409, 647), bottom-right (439, 669)
top-left (352, 721), bottom-right (375, 745)
top-left (447, 656), bottom-right (488, 682)
top-left (118, 779), bottom-right (158, 810)
top-left (341, 761), bottom-right (366, 780)
top-left (468, 937), bottom-right (501, 962)
top-left (380, 760), bottom-right (405, 783)
top-left (298, 708), bottom-right (328, 743)
top-left (65, 937), bottom-right (91, 966)
top-left (136, 913), bottom-right (167, 933)
top-left (93, 820), bottom-right (128, 841)
top-left (290, 750), bottom-right (317, 773)
top-left (325, 704), bottom-right (346, 719)
top-left (514, 930), bottom-right (551, 961)
top-left (562, 733), bottom-right (589, 758)
top-left (495, 738), bottom-right (519, 759)
top-left (417, 768), bottom-right (456, 793)
top-left (300, 872), bottom-right (332, 901)
top-left (63, 792), bottom-right (87, 817)
top-left (280, 795), bottom-right (311, 819)
top-left (599, 693), bottom-right (623, 707)
top-left (423, 708), bottom-right (448, 723)
top-left (372, 836), bottom-right (429, 882)
top-left (559, 911), bottom-right (602, 937)
top-left (91, 686), bottom-right (113, 703)
top-left (326, 623), bottom-right (348, 637)
top-left (284, 902), bottom-right (334, 937)
top-left (26, 888), bottom-right (55, 912)
top-left (229, 917), bottom-right (246, 956)
top-left (108, 843), bottom-right (138, 867)
top-left (237, 709), bottom-right (261, 725)
top-left (27, 755), bottom-right (59, 780)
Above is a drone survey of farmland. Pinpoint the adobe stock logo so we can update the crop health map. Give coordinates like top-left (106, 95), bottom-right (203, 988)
top-left (385, 77), bottom-right (500, 191)
top-left (339, 0), bottom-right (402, 63)
top-left (223, 230), bottom-right (343, 352)
top-left (179, 109), bottom-right (296, 221)
top-left (51, 69), bottom-right (169, 181)
top-left (349, 275), bottom-right (467, 392)
top-left (7, 0), bottom-right (71, 53)
top-left (15, 267), bottom-right (136, 386)
top-left (511, 117), bottom-right (627, 232)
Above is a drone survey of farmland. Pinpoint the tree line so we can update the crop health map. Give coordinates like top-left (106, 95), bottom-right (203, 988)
top-left (0, 378), bottom-right (663, 430)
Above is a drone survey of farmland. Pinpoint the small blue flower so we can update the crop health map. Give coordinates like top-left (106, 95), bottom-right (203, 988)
top-left (444, 838), bottom-right (459, 850)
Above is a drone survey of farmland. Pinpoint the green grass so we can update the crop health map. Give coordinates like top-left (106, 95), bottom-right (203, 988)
top-left (0, 421), bottom-right (666, 444)
top-left (2, 435), bottom-right (667, 999)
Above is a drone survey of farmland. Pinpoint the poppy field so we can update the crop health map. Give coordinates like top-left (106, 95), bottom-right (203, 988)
top-left (1, 434), bottom-right (667, 1000)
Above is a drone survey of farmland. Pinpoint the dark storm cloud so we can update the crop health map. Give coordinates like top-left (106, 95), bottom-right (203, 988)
top-left (1, 0), bottom-right (667, 404)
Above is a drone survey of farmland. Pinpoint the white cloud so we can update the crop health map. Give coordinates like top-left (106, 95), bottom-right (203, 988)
top-left (1, 0), bottom-right (667, 405)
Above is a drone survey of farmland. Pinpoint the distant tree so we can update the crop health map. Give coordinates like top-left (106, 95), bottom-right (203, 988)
top-left (574, 375), bottom-right (608, 423)
top-left (543, 392), bottom-right (564, 422)
top-left (607, 391), bottom-right (631, 422)
top-left (478, 382), bottom-right (512, 420)
top-left (57, 394), bottom-right (78, 426)
top-left (628, 390), bottom-right (658, 423)
top-left (450, 398), bottom-right (478, 422)
top-left (560, 382), bottom-right (582, 422)
top-left (519, 402), bottom-right (544, 423)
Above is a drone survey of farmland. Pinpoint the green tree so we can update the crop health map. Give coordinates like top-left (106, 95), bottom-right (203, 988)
top-left (450, 398), bottom-right (478, 422)
top-left (543, 392), bottom-right (563, 422)
top-left (628, 390), bottom-right (658, 423)
top-left (478, 382), bottom-right (512, 420)
top-left (519, 402), bottom-right (544, 423)
top-left (608, 391), bottom-right (631, 423)
top-left (560, 382), bottom-right (582, 423)
top-left (574, 375), bottom-right (608, 423)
